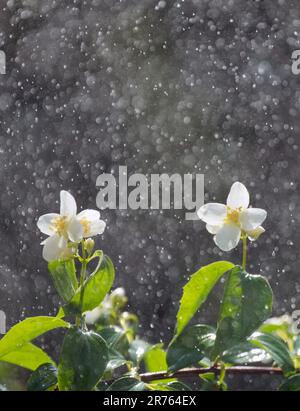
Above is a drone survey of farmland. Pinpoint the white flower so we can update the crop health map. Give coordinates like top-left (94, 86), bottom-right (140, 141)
top-left (37, 190), bottom-right (106, 262)
top-left (197, 182), bottom-right (267, 252)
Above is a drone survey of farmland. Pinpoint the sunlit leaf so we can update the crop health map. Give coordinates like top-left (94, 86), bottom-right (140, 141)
top-left (250, 332), bottom-right (295, 374)
top-left (0, 343), bottom-right (55, 371)
top-left (48, 259), bottom-right (78, 302)
top-left (0, 317), bottom-right (69, 359)
top-left (144, 344), bottom-right (174, 384)
top-left (63, 255), bottom-right (115, 315)
top-left (175, 261), bottom-right (234, 337)
top-left (144, 344), bottom-right (168, 373)
top-left (222, 341), bottom-right (270, 365)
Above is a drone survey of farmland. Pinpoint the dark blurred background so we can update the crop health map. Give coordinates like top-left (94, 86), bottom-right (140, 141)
top-left (0, 0), bottom-right (299, 390)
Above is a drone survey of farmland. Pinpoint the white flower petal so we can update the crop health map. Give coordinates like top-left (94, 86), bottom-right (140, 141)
top-left (60, 246), bottom-right (75, 259)
top-left (67, 218), bottom-right (84, 242)
top-left (60, 190), bottom-right (77, 217)
top-left (248, 226), bottom-right (265, 241)
top-left (214, 223), bottom-right (241, 251)
top-left (239, 208), bottom-right (267, 231)
top-left (77, 209), bottom-right (100, 222)
top-left (42, 235), bottom-right (67, 262)
top-left (206, 224), bottom-right (222, 234)
top-left (85, 307), bottom-right (101, 325)
top-left (226, 182), bottom-right (249, 209)
top-left (197, 203), bottom-right (227, 225)
top-left (58, 235), bottom-right (66, 248)
top-left (86, 220), bottom-right (106, 237)
top-left (37, 213), bottom-right (60, 236)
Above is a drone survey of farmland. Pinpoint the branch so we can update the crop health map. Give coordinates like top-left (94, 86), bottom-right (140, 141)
top-left (139, 366), bottom-right (283, 383)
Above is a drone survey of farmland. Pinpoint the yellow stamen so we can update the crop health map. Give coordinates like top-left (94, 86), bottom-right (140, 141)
top-left (80, 218), bottom-right (91, 236)
top-left (51, 216), bottom-right (68, 236)
top-left (225, 207), bottom-right (240, 225)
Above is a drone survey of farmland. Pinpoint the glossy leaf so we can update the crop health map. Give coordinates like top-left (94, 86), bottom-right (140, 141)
top-left (64, 255), bottom-right (115, 315)
top-left (213, 267), bottom-right (273, 357)
top-left (222, 341), bottom-right (269, 365)
top-left (97, 326), bottom-right (129, 356)
top-left (250, 332), bottom-right (295, 374)
top-left (27, 363), bottom-right (57, 391)
top-left (97, 326), bottom-right (129, 372)
top-left (48, 259), bottom-right (78, 302)
top-left (150, 381), bottom-right (192, 391)
top-left (128, 339), bottom-right (150, 365)
top-left (0, 316), bottom-right (69, 359)
top-left (175, 261), bottom-right (234, 337)
top-left (167, 325), bottom-right (215, 372)
top-left (107, 377), bottom-right (146, 391)
top-left (58, 327), bottom-right (108, 391)
top-left (0, 343), bottom-right (54, 371)
top-left (106, 349), bottom-right (127, 372)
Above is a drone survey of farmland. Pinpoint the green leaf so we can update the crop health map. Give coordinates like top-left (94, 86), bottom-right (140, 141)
top-left (200, 372), bottom-right (227, 391)
top-left (149, 381), bottom-right (192, 391)
top-left (167, 325), bottom-right (215, 373)
top-left (213, 267), bottom-right (273, 357)
top-left (279, 374), bottom-right (300, 391)
top-left (97, 326), bottom-right (129, 356)
top-left (0, 343), bottom-right (54, 371)
top-left (167, 381), bottom-right (192, 391)
top-left (222, 342), bottom-right (269, 365)
top-left (106, 349), bottom-right (127, 372)
top-left (64, 255), bottom-right (115, 315)
top-left (144, 345), bottom-right (168, 373)
top-left (294, 336), bottom-right (300, 353)
top-left (0, 317), bottom-right (69, 359)
top-left (144, 344), bottom-right (174, 384)
top-left (48, 259), bottom-right (78, 302)
top-left (107, 377), bottom-right (146, 391)
top-left (259, 318), bottom-right (291, 336)
top-left (175, 261), bottom-right (234, 337)
top-left (128, 339), bottom-right (150, 365)
top-left (250, 332), bottom-right (295, 374)
top-left (27, 363), bottom-right (57, 391)
top-left (56, 307), bottom-right (65, 319)
top-left (97, 326), bottom-right (129, 371)
top-left (58, 327), bottom-right (108, 391)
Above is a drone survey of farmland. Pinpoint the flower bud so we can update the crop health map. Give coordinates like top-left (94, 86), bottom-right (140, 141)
top-left (120, 311), bottom-right (139, 334)
top-left (110, 287), bottom-right (127, 308)
top-left (84, 238), bottom-right (95, 254)
top-left (247, 226), bottom-right (265, 241)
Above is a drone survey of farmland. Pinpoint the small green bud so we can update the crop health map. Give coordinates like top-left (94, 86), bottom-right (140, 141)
top-left (110, 287), bottom-right (127, 309)
top-left (120, 311), bottom-right (139, 334)
top-left (84, 238), bottom-right (95, 255)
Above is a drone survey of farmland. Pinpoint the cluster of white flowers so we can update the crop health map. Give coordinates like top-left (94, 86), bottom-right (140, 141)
top-left (37, 191), bottom-right (105, 262)
top-left (197, 182), bottom-right (267, 251)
